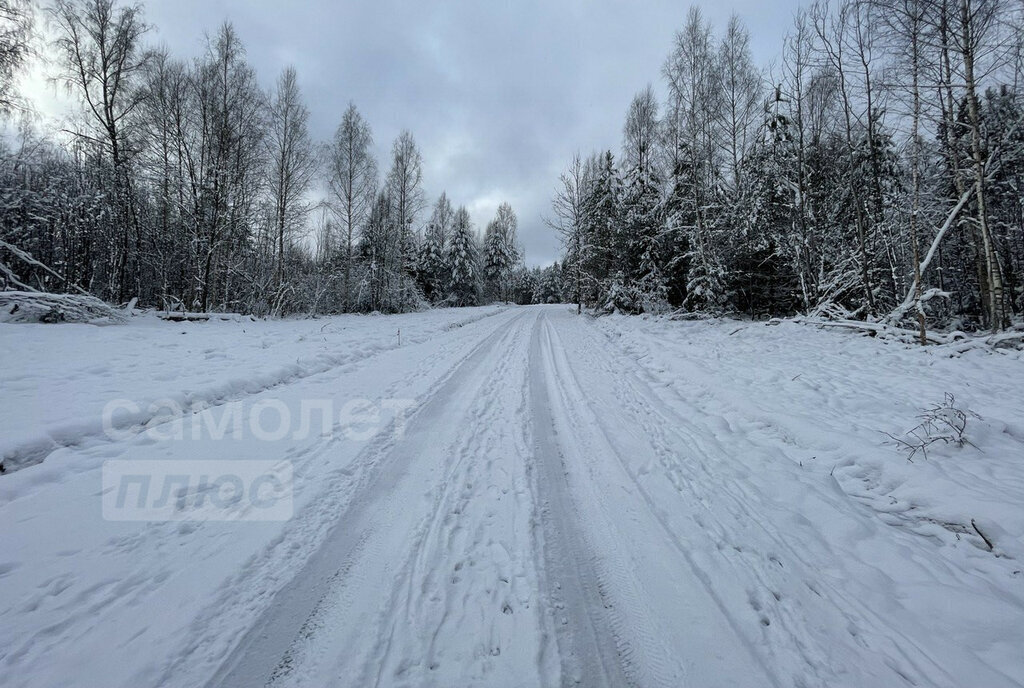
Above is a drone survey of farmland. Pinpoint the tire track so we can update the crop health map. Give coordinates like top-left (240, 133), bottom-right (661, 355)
top-left (533, 309), bottom-right (778, 688)
top-left (527, 312), bottom-right (633, 688)
top-left (146, 309), bottom-right (525, 688)
top-left (206, 309), bottom-right (539, 688)
top-left (358, 308), bottom-right (551, 687)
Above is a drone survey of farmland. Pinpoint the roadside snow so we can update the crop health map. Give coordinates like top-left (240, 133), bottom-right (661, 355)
top-left (0, 306), bottom-right (505, 473)
top-left (594, 315), bottom-right (1024, 562)
top-left (590, 313), bottom-right (1024, 684)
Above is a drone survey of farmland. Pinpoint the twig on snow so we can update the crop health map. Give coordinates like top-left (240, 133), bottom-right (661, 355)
top-left (971, 519), bottom-right (994, 551)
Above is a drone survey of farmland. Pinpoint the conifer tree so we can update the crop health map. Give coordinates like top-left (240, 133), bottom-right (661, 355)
top-left (447, 206), bottom-right (480, 306)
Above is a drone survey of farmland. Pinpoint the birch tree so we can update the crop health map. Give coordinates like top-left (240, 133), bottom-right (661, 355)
top-left (191, 22), bottom-right (266, 311)
top-left (266, 66), bottom-right (316, 299)
top-left (50, 0), bottom-right (150, 302)
top-left (717, 14), bottom-right (762, 190)
top-left (957, 0), bottom-right (1009, 330)
top-left (546, 153), bottom-right (589, 314)
top-left (326, 103), bottom-right (377, 310)
top-left (386, 130), bottom-right (425, 309)
top-left (664, 8), bottom-right (726, 310)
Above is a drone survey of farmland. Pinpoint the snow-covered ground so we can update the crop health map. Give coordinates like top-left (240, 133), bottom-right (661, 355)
top-left (0, 306), bottom-right (505, 473)
top-left (1, 305), bottom-right (1022, 687)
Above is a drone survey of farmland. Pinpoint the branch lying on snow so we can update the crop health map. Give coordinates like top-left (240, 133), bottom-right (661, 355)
top-left (0, 239), bottom-right (123, 324)
top-left (929, 330), bottom-right (1024, 355)
top-left (809, 298), bottom-right (865, 322)
top-left (786, 316), bottom-right (1024, 353)
top-left (0, 291), bottom-right (126, 324)
top-left (883, 393), bottom-right (979, 461)
top-left (971, 519), bottom-right (995, 551)
top-left (789, 315), bottom-right (939, 341)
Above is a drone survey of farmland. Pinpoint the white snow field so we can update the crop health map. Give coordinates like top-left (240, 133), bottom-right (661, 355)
top-left (1, 304), bottom-right (1022, 688)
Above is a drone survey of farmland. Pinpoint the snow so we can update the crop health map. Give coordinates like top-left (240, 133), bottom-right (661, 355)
top-left (0, 306), bottom-right (506, 473)
top-left (586, 313), bottom-right (1024, 685)
top-left (1, 304), bottom-right (1022, 687)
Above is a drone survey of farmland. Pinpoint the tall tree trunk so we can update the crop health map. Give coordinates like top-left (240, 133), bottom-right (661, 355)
top-left (961, 0), bottom-right (1006, 331)
top-left (909, 3), bottom-right (928, 345)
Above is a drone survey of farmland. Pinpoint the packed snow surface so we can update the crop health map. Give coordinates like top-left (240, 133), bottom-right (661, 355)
top-left (1, 304), bottom-right (1022, 687)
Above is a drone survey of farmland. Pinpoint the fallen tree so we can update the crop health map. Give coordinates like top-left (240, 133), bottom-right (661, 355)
top-left (0, 290), bottom-right (127, 324)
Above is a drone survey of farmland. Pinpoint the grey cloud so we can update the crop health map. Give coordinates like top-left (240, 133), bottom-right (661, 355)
top-left (143, 0), bottom-right (800, 266)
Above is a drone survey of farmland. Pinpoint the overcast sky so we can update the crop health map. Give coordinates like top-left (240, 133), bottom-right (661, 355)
top-left (26, 0), bottom-right (802, 266)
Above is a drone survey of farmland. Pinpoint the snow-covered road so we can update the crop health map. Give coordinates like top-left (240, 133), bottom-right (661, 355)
top-left (2, 305), bottom-right (1022, 687)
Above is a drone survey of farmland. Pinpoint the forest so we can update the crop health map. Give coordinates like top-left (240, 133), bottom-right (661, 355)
top-left (549, 0), bottom-right (1024, 339)
top-left (1, 0), bottom-right (1023, 339)
top-left (0, 0), bottom-right (531, 316)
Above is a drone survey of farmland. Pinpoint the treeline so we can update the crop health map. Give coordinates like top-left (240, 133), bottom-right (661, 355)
top-left (0, 0), bottom-right (531, 315)
top-left (550, 0), bottom-right (1023, 334)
